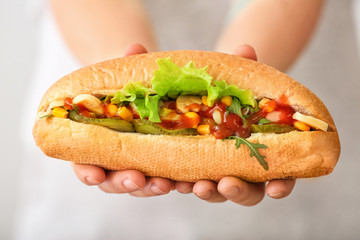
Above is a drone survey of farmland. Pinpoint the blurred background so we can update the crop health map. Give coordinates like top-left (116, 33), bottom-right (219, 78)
top-left (1, 0), bottom-right (360, 239)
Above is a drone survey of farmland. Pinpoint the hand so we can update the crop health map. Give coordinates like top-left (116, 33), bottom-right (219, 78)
top-left (72, 43), bottom-right (175, 197)
top-left (72, 44), bottom-right (296, 205)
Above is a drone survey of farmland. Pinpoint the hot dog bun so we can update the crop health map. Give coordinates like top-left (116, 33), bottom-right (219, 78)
top-left (33, 50), bottom-right (340, 182)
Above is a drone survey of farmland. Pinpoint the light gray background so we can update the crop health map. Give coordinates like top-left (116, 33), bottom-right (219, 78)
top-left (1, 0), bottom-right (360, 239)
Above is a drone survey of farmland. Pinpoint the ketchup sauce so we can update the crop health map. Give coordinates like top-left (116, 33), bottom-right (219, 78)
top-left (199, 102), bottom-right (251, 139)
top-left (159, 116), bottom-right (195, 130)
top-left (77, 104), bottom-right (96, 118)
top-left (263, 101), bottom-right (295, 125)
top-left (64, 97), bottom-right (74, 110)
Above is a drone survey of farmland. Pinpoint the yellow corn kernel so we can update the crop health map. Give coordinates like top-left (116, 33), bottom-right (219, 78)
top-left (106, 104), bottom-right (118, 117)
top-left (261, 99), bottom-right (277, 113)
top-left (52, 107), bottom-right (68, 118)
top-left (184, 111), bottom-right (199, 119)
top-left (202, 96), bottom-right (209, 106)
top-left (293, 121), bottom-right (310, 131)
top-left (220, 96), bottom-right (233, 107)
top-left (184, 112), bottom-right (200, 128)
top-left (117, 106), bottom-right (133, 121)
top-left (197, 124), bottom-right (211, 135)
top-left (259, 98), bottom-right (270, 109)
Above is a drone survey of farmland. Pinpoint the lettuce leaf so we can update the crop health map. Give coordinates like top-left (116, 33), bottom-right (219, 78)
top-left (132, 95), bottom-right (161, 123)
top-left (145, 95), bottom-right (161, 122)
top-left (151, 58), bottom-right (213, 98)
top-left (111, 81), bottom-right (150, 104)
top-left (132, 98), bottom-right (149, 119)
top-left (207, 80), bottom-right (256, 108)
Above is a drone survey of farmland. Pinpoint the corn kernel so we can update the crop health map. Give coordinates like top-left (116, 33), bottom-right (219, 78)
top-left (259, 98), bottom-right (270, 108)
top-left (52, 107), bottom-right (68, 118)
top-left (220, 96), bottom-right (233, 107)
top-left (117, 106), bottom-right (133, 121)
top-left (184, 111), bottom-right (199, 119)
top-left (293, 121), bottom-right (310, 131)
top-left (197, 125), bottom-right (211, 135)
top-left (184, 112), bottom-right (200, 128)
top-left (262, 100), bottom-right (277, 113)
top-left (105, 104), bottom-right (118, 117)
top-left (202, 96), bottom-right (209, 106)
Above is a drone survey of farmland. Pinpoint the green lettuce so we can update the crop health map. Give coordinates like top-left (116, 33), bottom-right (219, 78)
top-left (151, 58), bottom-right (213, 98)
top-left (132, 98), bottom-right (148, 119)
top-left (207, 80), bottom-right (256, 108)
top-left (111, 81), bottom-right (150, 104)
top-left (145, 95), bottom-right (161, 122)
top-left (130, 96), bottom-right (161, 123)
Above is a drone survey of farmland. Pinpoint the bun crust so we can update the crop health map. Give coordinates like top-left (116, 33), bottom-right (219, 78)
top-left (33, 50), bottom-right (340, 182)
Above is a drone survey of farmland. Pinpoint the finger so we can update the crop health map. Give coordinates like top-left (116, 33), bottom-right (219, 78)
top-left (193, 180), bottom-right (227, 203)
top-left (130, 177), bottom-right (174, 197)
top-left (266, 179), bottom-right (296, 199)
top-left (217, 177), bottom-right (265, 206)
top-left (72, 163), bottom-right (106, 186)
top-left (98, 170), bottom-right (146, 193)
top-left (122, 43), bottom-right (148, 57)
top-left (175, 181), bottom-right (194, 194)
top-left (232, 45), bottom-right (257, 61)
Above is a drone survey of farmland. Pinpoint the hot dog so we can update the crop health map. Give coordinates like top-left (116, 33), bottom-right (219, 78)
top-left (33, 50), bottom-right (340, 182)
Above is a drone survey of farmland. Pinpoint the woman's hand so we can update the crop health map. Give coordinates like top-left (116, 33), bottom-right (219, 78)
top-left (71, 44), bottom-right (296, 205)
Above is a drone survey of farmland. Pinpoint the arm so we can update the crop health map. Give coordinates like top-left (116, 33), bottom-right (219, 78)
top-left (215, 0), bottom-right (324, 72)
top-left (50, 0), bottom-right (158, 65)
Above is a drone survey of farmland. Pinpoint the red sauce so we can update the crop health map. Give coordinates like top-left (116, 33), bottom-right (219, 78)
top-left (263, 102), bottom-right (295, 125)
top-left (198, 102), bottom-right (227, 119)
top-left (212, 124), bottom-right (235, 139)
top-left (278, 94), bottom-right (289, 105)
top-left (128, 104), bottom-right (140, 119)
top-left (211, 110), bottom-right (251, 139)
top-left (163, 101), bottom-right (177, 110)
top-left (245, 111), bottom-right (265, 126)
top-left (77, 103), bottom-right (96, 118)
top-left (223, 112), bottom-right (243, 129)
top-left (64, 97), bottom-right (74, 110)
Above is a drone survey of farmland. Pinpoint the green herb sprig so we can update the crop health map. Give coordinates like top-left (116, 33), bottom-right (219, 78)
top-left (227, 136), bottom-right (269, 170)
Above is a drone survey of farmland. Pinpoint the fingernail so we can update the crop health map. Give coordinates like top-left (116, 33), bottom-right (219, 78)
top-left (123, 178), bottom-right (141, 191)
top-left (222, 187), bottom-right (239, 198)
top-left (197, 190), bottom-right (213, 200)
top-left (150, 184), bottom-right (166, 195)
top-left (86, 177), bottom-right (100, 185)
top-left (268, 191), bottom-right (284, 198)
